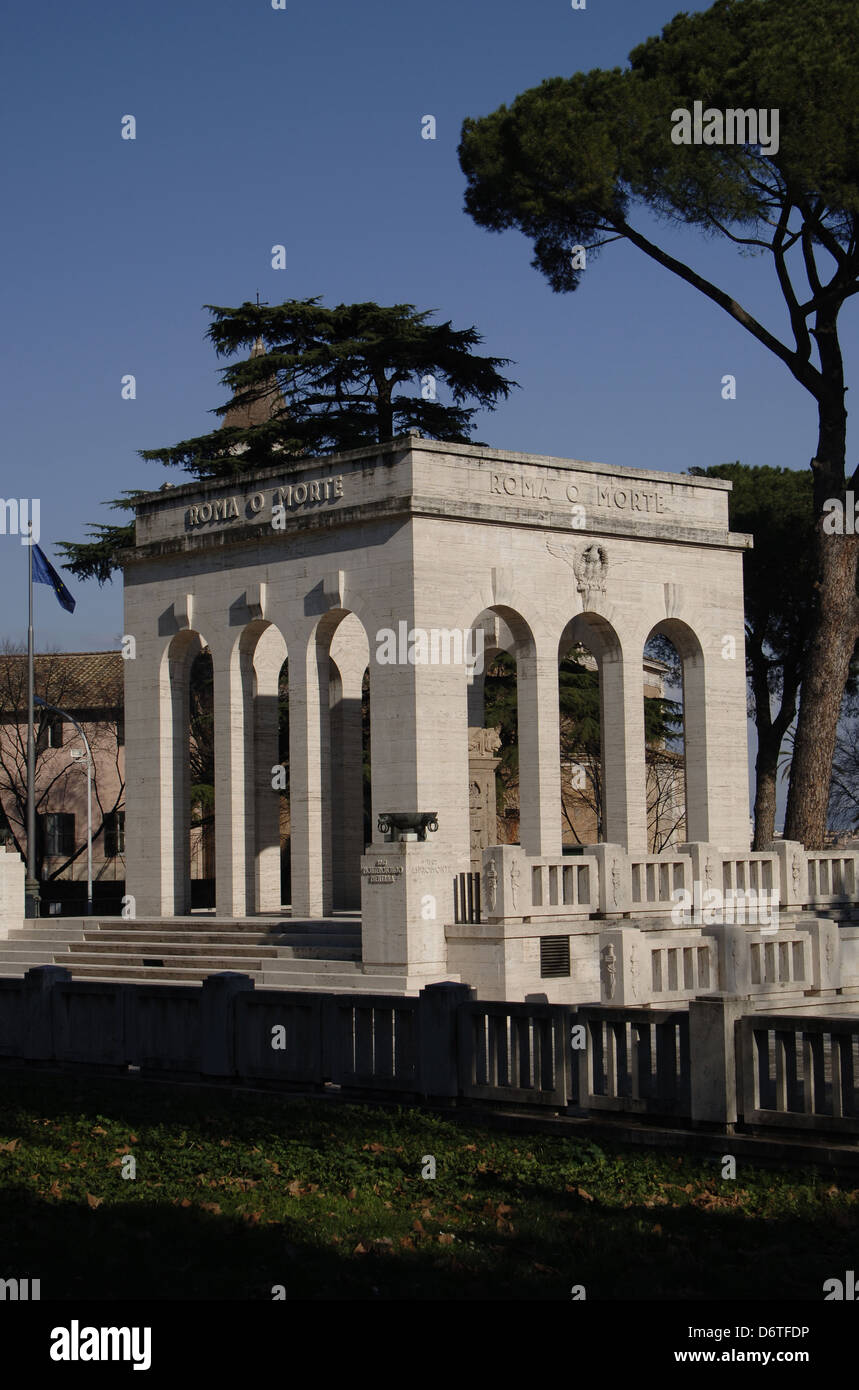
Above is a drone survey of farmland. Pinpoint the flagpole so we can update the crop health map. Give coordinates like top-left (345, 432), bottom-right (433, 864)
top-left (25, 525), bottom-right (39, 917)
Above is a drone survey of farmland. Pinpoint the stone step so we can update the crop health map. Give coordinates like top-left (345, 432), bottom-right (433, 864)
top-left (262, 957), bottom-right (366, 974)
top-left (56, 962), bottom-right (263, 984)
top-left (68, 939), bottom-right (282, 959)
top-left (59, 915), bottom-right (360, 931)
top-left (0, 945), bottom-right (70, 962)
top-left (77, 930), bottom-right (361, 949)
top-left (6, 926), bottom-right (86, 942)
top-left (270, 945), bottom-right (360, 961)
top-left (64, 952), bottom-right (275, 972)
top-left (258, 971), bottom-right (413, 993)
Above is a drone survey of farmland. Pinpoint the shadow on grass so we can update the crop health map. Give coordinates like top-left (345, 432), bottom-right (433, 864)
top-left (0, 1069), bottom-right (854, 1300)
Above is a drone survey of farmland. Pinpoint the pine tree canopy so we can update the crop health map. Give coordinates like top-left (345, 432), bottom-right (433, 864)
top-left (58, 298), bottom-right (517, 583)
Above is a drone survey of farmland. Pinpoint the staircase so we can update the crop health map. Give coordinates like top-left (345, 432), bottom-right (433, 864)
top-left (0, 914), bottom-right (421, 994)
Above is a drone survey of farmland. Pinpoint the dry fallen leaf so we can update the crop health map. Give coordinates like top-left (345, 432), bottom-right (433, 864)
top-left (438, 1233), bottom-right (454, 1246)
top-left (412, 1219), bottom-right (425, 1233)
top-left (49, 1180), bottom-right (62, 1198)
top-left (353, 1242), bottom-right (368, 1255)
top-left (0, 1139), bottom-right (18, 1153)
top-left (86, 1192), bottom-right (103, 1209)
top-left (287, 1179), bottom-right (302, 1195)
top-left (200, 1202), bottom-right (221, 1214)
top-left (91, 1126), bottom-right (107, 1136)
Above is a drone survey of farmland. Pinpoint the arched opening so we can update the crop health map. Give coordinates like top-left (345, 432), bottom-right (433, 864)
top-left (643, 623), bottom-right (695, 850)
top-left (188, 646), bottom-right (215, 907)
top-left (557, 633), bottom-right (603, 846)
top-left (467, 608), bottom-right (539, 863)
top-left (329, 613), bottom-right (371, 910)
top-left (160, 628), bottom-right (212, 914)
top-left (557, 613), bottom-right (623, 848)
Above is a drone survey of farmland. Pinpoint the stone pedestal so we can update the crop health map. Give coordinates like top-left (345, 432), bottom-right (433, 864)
top-left (589, 843), bottom-right (631, 915)
top-left (481, 845), bottom-right (527, 921)
top-left (468, 727), bottom-right (501, 871)
top-left (767, 840), bottom-right (806, 909)
top-left (360, 841), bottom-right (468, 986)
top-left (0, 846), bottom-right (26, 939)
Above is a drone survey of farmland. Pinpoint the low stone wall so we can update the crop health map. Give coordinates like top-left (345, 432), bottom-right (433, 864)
top-left (3, 966), bottom-right (858, 1137)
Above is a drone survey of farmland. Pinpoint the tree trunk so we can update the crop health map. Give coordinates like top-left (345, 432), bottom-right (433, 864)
top-left (785, 384), bottom-right (859, 848)
top-left (753, 730), bottom-right (781, 850)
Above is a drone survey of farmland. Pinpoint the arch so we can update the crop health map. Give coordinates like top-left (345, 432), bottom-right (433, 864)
top-left (645, 617), bottom-right (708, 844)
top-left (465, 604), bottom-right (561, 857)
top-left (158, 628), bottom-right (209, 914)
top-left (286, 607), bottom-right (374, 917)
top-left (558, 610), bottom-right (646, 851)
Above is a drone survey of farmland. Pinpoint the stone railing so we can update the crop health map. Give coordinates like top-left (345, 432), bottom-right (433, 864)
top-left (629, 853), bottom-right (692, 913)
top-left (480, 840), bottom-right (859, 924)
top-left (596, 918), bottom-right (841, 1007)
top-left (739, 1013), bottom-right (859, 1134)
top-left (3, 967), bottom-right (858, 1135)
top-left (805, 852), bottom-right (857, 904)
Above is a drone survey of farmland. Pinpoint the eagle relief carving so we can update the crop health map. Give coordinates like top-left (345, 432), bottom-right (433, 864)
top-left (546, 540), bottom-right (609, 609)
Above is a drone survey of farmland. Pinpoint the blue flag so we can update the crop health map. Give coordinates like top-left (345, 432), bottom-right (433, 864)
top-left (32, 545), bottom-right (76, 613)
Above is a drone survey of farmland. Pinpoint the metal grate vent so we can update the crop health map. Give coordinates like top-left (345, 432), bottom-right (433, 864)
top-left (540, 936), bottom-right (571, 978)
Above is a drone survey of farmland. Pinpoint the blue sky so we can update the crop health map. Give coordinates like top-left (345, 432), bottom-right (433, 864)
top-left (1, 0), bottom-right (854, 823)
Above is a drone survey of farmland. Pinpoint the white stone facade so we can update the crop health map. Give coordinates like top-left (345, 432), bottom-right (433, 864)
top-left (122, 435), bottom-right (754, 989)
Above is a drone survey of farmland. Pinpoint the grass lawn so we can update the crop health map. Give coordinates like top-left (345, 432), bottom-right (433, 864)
top-left (0, 1067), bottom-right (855, 1300)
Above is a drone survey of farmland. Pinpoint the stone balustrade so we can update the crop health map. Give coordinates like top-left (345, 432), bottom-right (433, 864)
top-left (481, 840), bottom-right (859, 923)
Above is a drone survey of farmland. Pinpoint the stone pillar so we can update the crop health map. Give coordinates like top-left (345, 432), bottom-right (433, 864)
top-left (467, 727), bottom-right (501, 870)
top-left (126, 631), bottom-right (200, 918)
top-left (597, 925), bottom-right (646, 1005)
top-left (481, 845), bottom-right (528, 921)
top-left (361, 840), bottom-right (468, 983)
top-left (800, 917), bottom-right (841, 992)
top-left (0, 844), bottom-right (25, 939)
top-left (600, 644), bottom-right (647, 852)
top-left (768, 840), bottom-right (806, 909)
top-left (703, 924), bottom-right (752, 995)
top-left (418, 982), bottom-right (474, 1097)
top-left (684, 623), bottom-right (751, 850)
top-left (201, 972), bottom-right (254, 1077)
top-left (517, 645), bottom-right (562, 857)
top-left (289, 628), bottom-right (333, 918)
top-left (213, 638), bottom-right (255, 917)
top-left (679, 842), bottom-right (723, 912)
top-left (689, 995), bottom-right (749, 1127)
top-left (369, 639), bottom-right (470, 864)
top-left (590, 843), bottom-right (631, 915)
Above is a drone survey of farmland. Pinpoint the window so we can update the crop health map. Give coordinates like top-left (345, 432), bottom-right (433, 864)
top-left (39, 812), bottom-right (75, 858)
top-left (40, 713), bottom-right (64, 748)
top-left (104, 811), bottom-right (125, 857)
